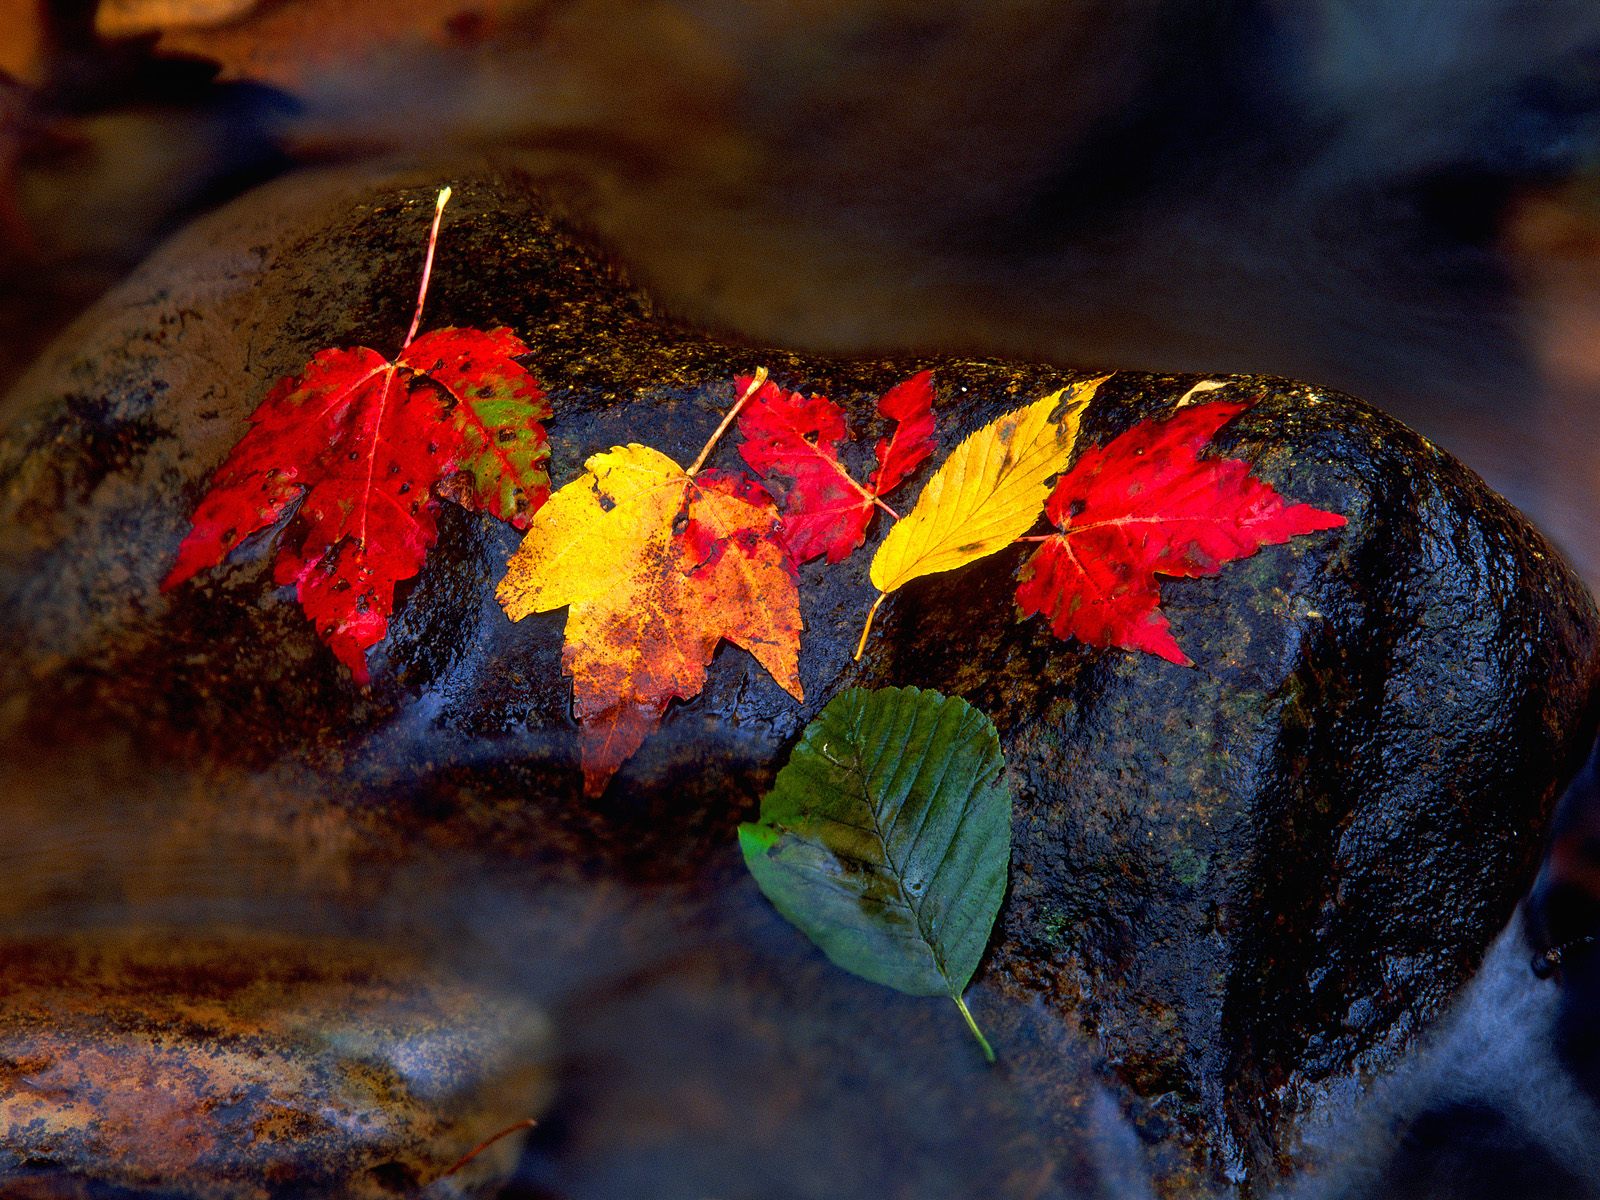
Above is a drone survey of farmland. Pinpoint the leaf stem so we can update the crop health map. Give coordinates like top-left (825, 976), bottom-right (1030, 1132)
top-left (953, 994), bottom-right (996, 1063)
top-left (854, 591), bottom-right (887, 660)
top-left (1015, 535), bottom-right (1053, 543)
top-left (687, 366), bottom-right (768, 477)
top-left (437, 1117), bottom-right (538, 1182)
top-left (833, 455), bottom-right (899, 519)
top-left (402, 186), bottom-right (452, 350)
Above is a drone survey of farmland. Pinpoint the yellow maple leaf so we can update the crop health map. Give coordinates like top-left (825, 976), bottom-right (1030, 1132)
top-left (497, 440), bottom-right (803, 796)
top-left (858, 376), bottom-right (1109, 657)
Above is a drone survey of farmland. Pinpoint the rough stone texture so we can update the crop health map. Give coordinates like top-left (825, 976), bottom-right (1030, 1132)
top-left (0, 932), bottom-right (551, 1198)
top-left (0, 163), bottom-right (1596, 1197)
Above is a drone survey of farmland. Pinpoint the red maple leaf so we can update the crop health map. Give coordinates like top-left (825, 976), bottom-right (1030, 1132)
top-left (162, 189), bottom-right (551, 683)
top-left (1014, 400), bottom-right (1346, 665)
top-left (736, 370), bottom-right (936, 564)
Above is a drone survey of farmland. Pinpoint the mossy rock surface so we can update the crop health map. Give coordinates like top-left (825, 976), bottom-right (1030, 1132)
top-left (0, 163), bottom-right (1596, 1198)
top-left (0, 932), bottom-right (550, 1198)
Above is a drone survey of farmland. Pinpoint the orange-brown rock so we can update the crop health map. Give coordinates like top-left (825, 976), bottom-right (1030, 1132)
top-left (0, 931), bottom-right (551, 1198)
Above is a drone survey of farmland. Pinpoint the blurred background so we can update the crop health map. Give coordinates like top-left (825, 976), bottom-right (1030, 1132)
top-left (3, 0), bottom-right (1600, 584)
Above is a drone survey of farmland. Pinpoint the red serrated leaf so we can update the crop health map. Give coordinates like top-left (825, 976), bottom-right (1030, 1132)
top-left (736, 372), bottom-right (936, 565)
top-left (163, 326), bottom-right (548, 682)
top-left (734, 374), bottom-right (864, 564)
top-left (1015, 400), bottom-right (1346, 665)
top-left (869, 369), bottom-right (936, 494)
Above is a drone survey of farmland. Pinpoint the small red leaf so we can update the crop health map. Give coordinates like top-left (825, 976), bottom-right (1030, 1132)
top-left (869, 369), bottom-right (936, 495)
top-left (735, 375), bottom-right (870, 565)
top-left (736, 371), bottom-right (937, 565)
top-left (1015, 400), bottom-right (1346, 664)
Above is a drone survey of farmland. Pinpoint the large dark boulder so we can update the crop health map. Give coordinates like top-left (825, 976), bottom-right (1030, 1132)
top-left (0, 163), bottom-right (1595, 1197)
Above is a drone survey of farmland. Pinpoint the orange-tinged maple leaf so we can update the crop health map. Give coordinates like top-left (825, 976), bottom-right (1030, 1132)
top-left (496, 435), bottom-right (803, 796)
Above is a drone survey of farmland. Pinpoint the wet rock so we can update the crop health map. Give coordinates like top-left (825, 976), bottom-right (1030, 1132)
top-left (0, 931), bottom-right (552, 1199)
top-left (0, 163), bottom-right (1596, 1196)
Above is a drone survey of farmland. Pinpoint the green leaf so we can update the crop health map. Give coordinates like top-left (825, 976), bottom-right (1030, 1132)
top-left (739, 686), bottom-right (1012, 1060)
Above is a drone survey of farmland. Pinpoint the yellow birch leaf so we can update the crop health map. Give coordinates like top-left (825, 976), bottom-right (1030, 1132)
top-left (496, 443), bottom-right (803, 796)
top-left (859, 376), bottom-right (1109, 656)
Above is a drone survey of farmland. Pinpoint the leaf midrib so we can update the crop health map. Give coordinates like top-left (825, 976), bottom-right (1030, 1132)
top-left (816, 732), bottom-right (959, 997)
